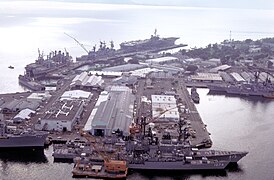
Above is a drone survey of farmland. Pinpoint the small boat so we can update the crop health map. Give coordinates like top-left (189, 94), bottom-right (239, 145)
top-left (72, 160), bottom-right (128, 179)
top-left (8, 65), bottom-right (14, 69)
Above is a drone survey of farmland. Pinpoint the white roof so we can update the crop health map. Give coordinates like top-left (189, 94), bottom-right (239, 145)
top-left (151, 95), bottom-right (177, 104)
top-left (191, 73), bottom-right (223, 81)
top-left (71, 72), bottom-right (104, 87)
top-left (151, 95), bottom-right (179, 121)
top-left (146, 56), bottom-right (178, 63)
top-left (88, 71), bottom-right (122, 77)
top-left (130, 68), bottom-right (161, 78)
top-left (27, 92), bottom-right (51, 101)
top-left (230, 72), bottom-right (246, 82)
top-left (61, 90), bottom-right (92, 100)
top-left (14, 108), bottom-right (35, 120)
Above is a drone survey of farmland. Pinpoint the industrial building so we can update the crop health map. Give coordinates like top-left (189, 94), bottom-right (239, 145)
top-left (88, 71), bottom-right (122, 77)
top-left (230, 72), bottom-right (246, 82)
top-left (84, 86), bottom-right (135, 136)
top-left (130, 68), bottom-right (160, 78)
top-left (70, 72), bottom-right (104, 90)
top-left (0, 99), bottom-right (40, 114)
top-left (219, 72), bottom-right (234, 83)
top-left (102, 64), bottom-right (147, 72)
top-left (151, 95), bottom-right (179, 122)
top-left (209, 64), bottom-right (231, 73)
top-left (191, 73), bottom-right (223, 83)
top-left (27, 92), bottom-right (52, 102)
top-left (145, 56), bottom-right (178, 64)
top-left (35, 90), bottom-right (92, 132)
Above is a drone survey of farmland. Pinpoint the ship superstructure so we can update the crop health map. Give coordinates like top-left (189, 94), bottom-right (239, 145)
top-left (0, 122), bottom-right (48, 149)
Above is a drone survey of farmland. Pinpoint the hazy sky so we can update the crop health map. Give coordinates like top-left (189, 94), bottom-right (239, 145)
top-left (4, 0), bottom-right (274, 10)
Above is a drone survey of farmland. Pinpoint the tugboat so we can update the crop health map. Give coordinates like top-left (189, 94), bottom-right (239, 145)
top-left (8, 65), bottom-right (14, 69)
top-left (72, 159), bottom-right (128, 179)
top-left (191, 87), bottom-right (200, 103)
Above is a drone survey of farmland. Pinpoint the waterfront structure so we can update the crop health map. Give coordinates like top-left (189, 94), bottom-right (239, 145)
top-left (230, 72), bottom-right (246, 82)
top-left (84, 86), bottom-right (135, 136)
top-left (191, 73), bottom-right (223, 83)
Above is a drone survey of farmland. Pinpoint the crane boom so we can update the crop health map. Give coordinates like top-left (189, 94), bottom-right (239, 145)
top-left (64, 32), bottom-right (89, 54)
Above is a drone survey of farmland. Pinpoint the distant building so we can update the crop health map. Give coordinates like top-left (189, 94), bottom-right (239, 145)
top-left (191, 73), bottom-right (223, 83)
top-left (145, 56), bottom-right (178, 64)
top-left (230, 72), bottom-right (246, 82)
top-left (88, 71), bottom-right (122, 77)
top-left (209, 64), bottom-right (231, 73)
top-left (103, 64), bottom-right (147, 72)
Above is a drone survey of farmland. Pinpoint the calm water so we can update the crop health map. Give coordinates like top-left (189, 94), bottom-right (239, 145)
top-left (1, 1), bottom-right (274, 179)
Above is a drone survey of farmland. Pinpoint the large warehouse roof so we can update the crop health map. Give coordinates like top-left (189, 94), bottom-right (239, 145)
top-left (84, 86), bottom-right (135, 135)
top-left (191, 73), bottom-right (223, 81)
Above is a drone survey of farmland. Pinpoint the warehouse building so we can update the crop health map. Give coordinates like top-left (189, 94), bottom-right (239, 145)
top-left (191, 73), bottom-right (223, 83)
top-left (35, 90), bottom-right (92, 132)
top-left (145, 56), bottom-right (178, 64)
top-left (70, 72), bottom-right (104, 90)
top-left (230, 72), bottom-right (246, 82)
top-left (84, 86), bottom-right (135, 136)
top-left (102, 64), bottom-right (147, 72)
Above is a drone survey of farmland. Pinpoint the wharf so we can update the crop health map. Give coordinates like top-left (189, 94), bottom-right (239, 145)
top-left (177, 79), bottom-right (212, 147)
top-left (134, 77), bottom-right (212, 148)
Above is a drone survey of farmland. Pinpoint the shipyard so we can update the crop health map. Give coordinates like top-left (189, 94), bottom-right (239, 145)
top-left (7, 30), bottom-right (274, 179)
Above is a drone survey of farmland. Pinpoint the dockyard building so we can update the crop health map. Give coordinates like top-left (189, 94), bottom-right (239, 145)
top-left (84, 86), bottom-right (135, 136)
top-left (190, 73), bottom-right (223, 83)
top-left (102, 64), bottom-right (147, 72)
top-left (0, 99), bottom-right (40, 114)
top-left (70, 72), bottom-right (104, 90)
top-left (35, 90), bottom-right (92, 132)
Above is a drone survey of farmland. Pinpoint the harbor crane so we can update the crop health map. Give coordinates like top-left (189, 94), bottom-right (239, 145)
top-left (64, 32), bottom-right (89, 54)
top-left (78, 129), bottom-right (127, 174)
top-left (129, 106), bottom-right (178, 135)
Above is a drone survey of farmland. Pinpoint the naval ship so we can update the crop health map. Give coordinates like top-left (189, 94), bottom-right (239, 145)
top-left (208, 72), bottom-right (274, 98)
top-left (0, 122), bottom-right (48, 149)
top-left (120, 29), bottom-right (182, 53)
top-left (191, 87), bottom-right (200, 103)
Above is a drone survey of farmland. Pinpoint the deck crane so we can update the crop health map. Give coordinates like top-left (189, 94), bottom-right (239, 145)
top-left (64, 32), bottom-right (89, 54)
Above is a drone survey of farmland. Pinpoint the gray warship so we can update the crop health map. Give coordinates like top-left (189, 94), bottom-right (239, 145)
top-left (120, 29), bottom-right (182, 53)
top-left (0, 122), bottom-right (48, 149)
top-left (208, 72), bottom-right (274, 98)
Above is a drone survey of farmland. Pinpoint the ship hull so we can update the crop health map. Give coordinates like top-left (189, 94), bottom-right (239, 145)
top-left (128, 161), bottom-right (228, 170)
top-left (0, 133), bottom-right (48, 149)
